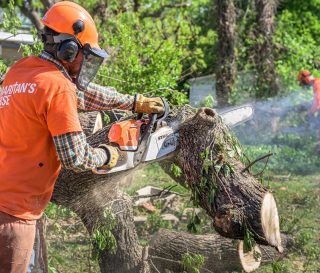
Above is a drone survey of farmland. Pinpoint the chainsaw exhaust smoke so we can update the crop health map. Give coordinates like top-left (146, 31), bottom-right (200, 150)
top-left (233, 89), bottom-right (319, 174)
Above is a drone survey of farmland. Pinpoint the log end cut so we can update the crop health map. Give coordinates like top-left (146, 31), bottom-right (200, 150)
top-left (238, 240), bottom-right (261, 272)
top-left (261, 192), bottom-right (283, 252)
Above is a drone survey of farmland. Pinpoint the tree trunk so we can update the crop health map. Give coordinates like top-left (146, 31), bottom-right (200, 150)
top-left (51, 107), bottom-right (283, 272)
top-left (149, 229), bottom-right (293, 273)
top-left (254, 0), bottom-right (279, 97)
top-left (216, 0), bottom-right (237, 106)
top-left (173, 108), bottom-right (282, 251)
top-left (20, 1), bottom-right (43, 33)
top-left (77, 190), bottom-right (144, 273)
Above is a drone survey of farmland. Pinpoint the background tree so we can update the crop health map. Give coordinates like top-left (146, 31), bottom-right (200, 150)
top-left (253, 0), bottom-right (279, 98)
top-left (215, 0), bottom-right (237, 106)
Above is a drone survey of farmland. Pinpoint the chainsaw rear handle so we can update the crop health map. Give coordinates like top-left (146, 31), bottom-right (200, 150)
top-left (156, 97), bottom-right (170, 122)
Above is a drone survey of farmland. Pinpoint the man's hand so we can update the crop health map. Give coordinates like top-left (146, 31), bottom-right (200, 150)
top-left (134, 94), bottom-right (165, 114)
top-left (92, 144), bottom-right (119, 174)
top-left (101, 144), bottom-right (119, 168)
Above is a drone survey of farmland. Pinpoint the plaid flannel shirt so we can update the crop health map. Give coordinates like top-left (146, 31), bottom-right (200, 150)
top-left (38, 51), bottom-right (134, 172)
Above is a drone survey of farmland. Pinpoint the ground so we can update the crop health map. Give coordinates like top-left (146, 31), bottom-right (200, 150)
top-left (45, 164), bottom-right (320, 273)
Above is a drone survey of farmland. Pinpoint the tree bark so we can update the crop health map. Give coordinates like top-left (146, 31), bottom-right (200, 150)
top-left (173, 108), bottom-right (282, 251)
top-left (51, 107), bottom-right (283, 272)
top-left (77, 190), bottom-right (143, 273)
top-left (254, 0), bottom-right (279, 97)
top-left (216, 0), bottom-right (237, 106)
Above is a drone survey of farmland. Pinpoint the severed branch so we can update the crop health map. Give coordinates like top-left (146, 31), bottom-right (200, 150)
top-left (241, 153), bottom-right (273, 174)
top-left (132, 185), bottom-right (180, 200)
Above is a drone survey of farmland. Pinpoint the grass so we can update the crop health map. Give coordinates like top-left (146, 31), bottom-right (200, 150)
top-left (45, 163), bottom-right (320, 273)
top-left (257, 174), bottom-right (320, 273)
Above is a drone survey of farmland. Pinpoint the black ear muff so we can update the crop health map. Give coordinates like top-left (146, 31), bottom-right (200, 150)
top-left (56, 39), bottom-right (79, 62)
top-left (73, 20), bottom-right (85, 35)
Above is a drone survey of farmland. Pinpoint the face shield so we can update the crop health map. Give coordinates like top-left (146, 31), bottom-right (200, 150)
top-left (75, 44), bottom-right (109, 91)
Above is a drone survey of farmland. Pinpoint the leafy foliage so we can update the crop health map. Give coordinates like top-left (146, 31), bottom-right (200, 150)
top-left (91, 208), bottom-right (117, 260)
top-left (71, 0), bottom-right (215, 104)
top-left (19, 28), bottom-right (43, 56)
top-left (170, 163), bottom-right (182, 178)
top-left (181, 253), bottom-right (205, 273)
top-left (144, 211), bottom-right (173, 234)
top-left (0, 0), bottom-right (22, 35)
top-left (186, 209), bottom-right (202, 233)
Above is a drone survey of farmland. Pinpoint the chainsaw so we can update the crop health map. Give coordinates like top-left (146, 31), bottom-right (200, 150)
top-left (93, 100), bottom-right (254, 174)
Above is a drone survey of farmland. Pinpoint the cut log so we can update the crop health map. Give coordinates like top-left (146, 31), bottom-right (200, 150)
top-left (149, 229), bottom-right (292, 273)
top-left (172, 107), bottom-right (282, 250)
top-left (238, 241), bottom-right (261, 272)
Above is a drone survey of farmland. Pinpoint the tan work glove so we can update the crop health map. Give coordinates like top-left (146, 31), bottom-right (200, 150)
top-left (92, 144), bottom-right (119, 174)
top-left (134, 94), bottom-right (165, 114)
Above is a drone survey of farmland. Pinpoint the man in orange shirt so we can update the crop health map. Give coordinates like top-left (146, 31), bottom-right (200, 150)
top-left (297, 70), bottom-right (320, 152)
top-left (297, 70), bottom-right (320, 113)
top-left (0, 2), bottom-right (165, 272)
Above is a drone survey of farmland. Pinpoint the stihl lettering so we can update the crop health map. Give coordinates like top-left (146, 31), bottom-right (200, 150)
top-left (162, 133), bottom-right (179, 148)
top-left (163, 138), bottom-right (176, 148)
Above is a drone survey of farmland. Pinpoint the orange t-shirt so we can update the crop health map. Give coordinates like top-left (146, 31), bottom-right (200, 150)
top-left (312, 78), bottom-right (320, 113)
top-left (0, 56), bottom-right (82, 220)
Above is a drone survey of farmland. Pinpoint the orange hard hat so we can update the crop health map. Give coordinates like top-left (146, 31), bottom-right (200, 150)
top-left (297, 70), bottom-right (312, 85)
top-left (41, 1), bottom-right (101, 51)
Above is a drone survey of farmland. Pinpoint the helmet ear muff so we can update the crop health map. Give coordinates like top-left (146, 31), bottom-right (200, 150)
top-left (56, 39), bottom-right (79, 62)
top-left (73, 20), bottom-right (85, 35)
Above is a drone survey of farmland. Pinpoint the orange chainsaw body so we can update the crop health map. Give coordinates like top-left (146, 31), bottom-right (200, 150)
top-left (108, 119), bottom-right (148, 150)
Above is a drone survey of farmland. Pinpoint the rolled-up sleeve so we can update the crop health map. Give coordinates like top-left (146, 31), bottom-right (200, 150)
top-left (77, 82), bottom-right (134, 111)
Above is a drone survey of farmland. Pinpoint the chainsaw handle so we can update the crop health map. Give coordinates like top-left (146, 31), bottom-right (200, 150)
top-left (140, 97), bottom-right (169, 140)
top-left (92, 167), bottom-right (110, 175)
top-left (156, 97), bottom-right (170, 122)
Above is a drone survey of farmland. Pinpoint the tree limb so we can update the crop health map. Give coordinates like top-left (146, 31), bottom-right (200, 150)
top-left (20, 0), bottom-right (43, 33)
top-left (241, 153), bottom-right (273, 174)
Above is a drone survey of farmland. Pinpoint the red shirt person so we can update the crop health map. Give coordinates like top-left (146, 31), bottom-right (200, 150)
top-left (0, 2), bottom-right (165, 272)
top-left (297, 70), bottom-right (320, 113)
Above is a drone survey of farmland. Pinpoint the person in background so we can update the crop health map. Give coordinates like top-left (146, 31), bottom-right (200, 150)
top-left (297, 70), bottom-right (320, 113)
top-left (297, 69), bottom-right (320, 152)
top-left (0, 2), bottom-right (165, 272)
